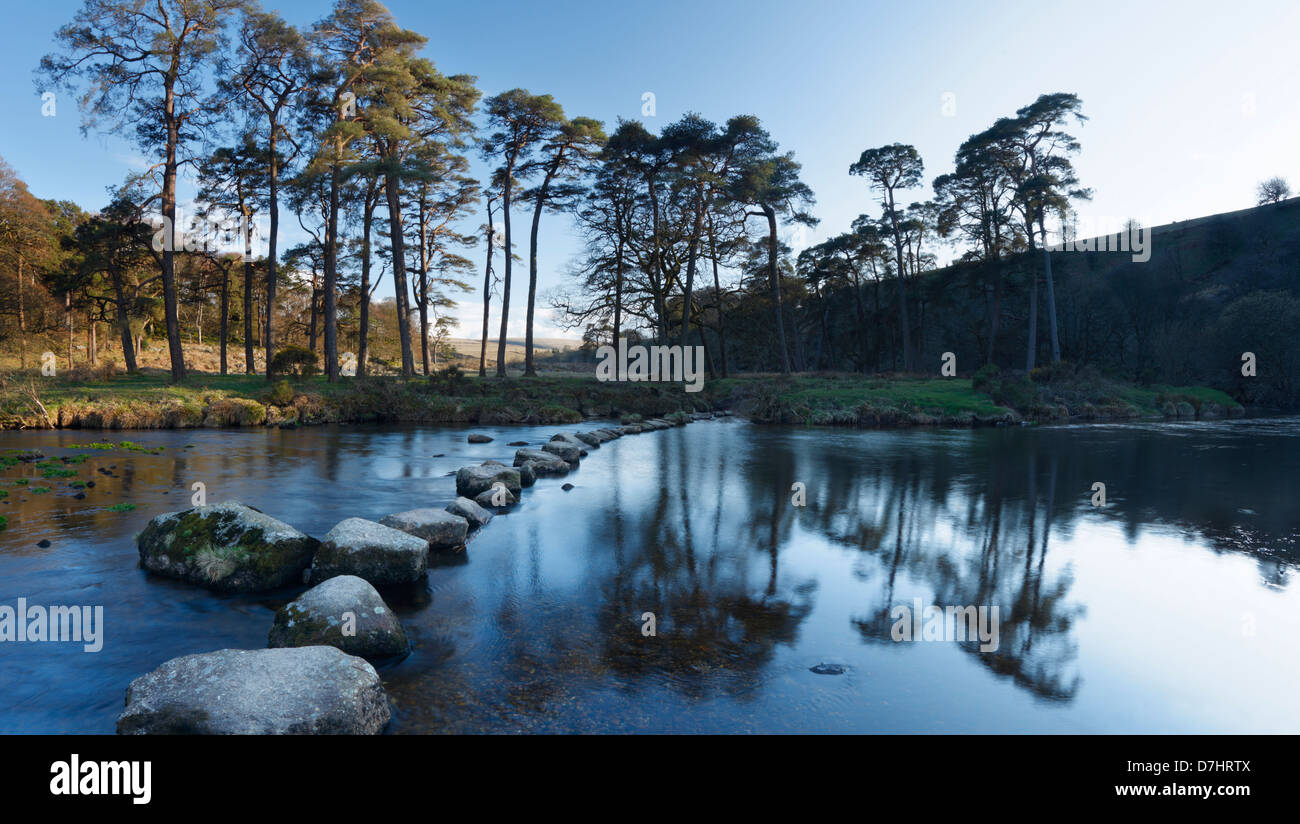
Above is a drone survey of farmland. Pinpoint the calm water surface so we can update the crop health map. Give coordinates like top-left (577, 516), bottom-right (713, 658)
top-left (1, 417), bottom-right (1298, 733)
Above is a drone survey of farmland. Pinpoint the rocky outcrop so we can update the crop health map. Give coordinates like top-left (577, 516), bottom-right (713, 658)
top-left (268, 575), bottom-right (408, 660)
top-left (117, 646), bottom-right (390, 735)
top-left (310, 517), bottom-right (429, 587)
top-left (455, 463), bottom-right (522, 498)
top-left (446, 496), bottom-right (493, 530)
top-left (136, 501), bottom-right (319, 593)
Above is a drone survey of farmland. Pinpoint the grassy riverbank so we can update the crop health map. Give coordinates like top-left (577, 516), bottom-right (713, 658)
top-left (0, 361), bottom-right (1245, 431)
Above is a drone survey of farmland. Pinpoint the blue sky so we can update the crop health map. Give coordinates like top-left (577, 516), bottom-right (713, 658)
top-left (4, 0), bottom-right (1298, 339)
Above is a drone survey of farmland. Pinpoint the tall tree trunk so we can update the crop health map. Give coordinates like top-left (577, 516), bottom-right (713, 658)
top-left (613, 234), bottom-right (624, 377)
top-left (1026, 265), bottom-right (1039, 372)
top-left (495, 164), bottom-right (514, 377)
top-left (110, 270), bottom-right (137, 373)
top-left (358, 188), bottom-right (374, 376)
top-left (986, 258), bottom-right (1003, 366)
top-left (647, 175), bottom-right (668, 341)
top-left (679, 187), bottom-right (705, 350)
top-left (479, 195), bottom-right (494, 377)
top-left (417, 195), bottom-right (430, 376)
top-left (707, 218), bottom-right (727, 378)
top-left (161, 105), bottom-right (186, 382)
top-left (885, 189), bottom-right (913, 372)
top-left (525, 167), bottom-right (558, 377)
top-left (763, 204), bottom-right (792, 374)
top-left (308, 267), bottom-right (319, 354)
top-left (1041, 223), bottom-right (1061, 364)
top-left (219, 263), bottom-right (229, 375)
top-left (384, 170), bottom-right (415, 377)
top-left (264, 121), bottom-right (280, 380)
top-left (65, 292), bottom-right (73, 367)
top-left (243, 213), bottom-right (255, 374)
top-left (323, 165), bottom-right (341, 382)
top-left (16, 255), bottom-right (26, 369)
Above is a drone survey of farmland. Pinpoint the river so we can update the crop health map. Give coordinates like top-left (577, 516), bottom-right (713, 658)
top-left (1, 417), bottom-right (1297, 733)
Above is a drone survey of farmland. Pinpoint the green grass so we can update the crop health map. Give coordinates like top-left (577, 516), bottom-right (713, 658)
top-left (1119, 384), bottom-right (1241, 413)
top-left (1, 365), bottom-right (1246, 430)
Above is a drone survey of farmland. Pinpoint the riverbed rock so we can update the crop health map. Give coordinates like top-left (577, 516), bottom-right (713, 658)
top-left (446, 496), bottom-right (493, 530)
top-left (117, 646), bottom-right (390, 735)
top-left (515, 449), bottom-right (571, 475)
top-left (310, 517), bottom-right (429, 587)
top-left (593, 428), bottom-right (621, 440)
top-left (549, 433), bottom-right (590, 454)
top-left (475, 484), bottom-right (518, 509)
top-left (642, 419), bottom-right (671, 430)
top-left (136, 501), bottom-right (319, 593)
top-left (571, 431), bottom-right (603, 448)
top-left (507, 440), bottom-right (528, 446)
top-left (268, 575), bottom-right (408, 660)
top-left (379, 508), bottom-right (469, 550)
top-left (467, 433), bottom-right (493, 443)
top-left (455, 464), bottom-right (522, 498)
top-left (517, 461), bottom-right (537, 486)
top-left (541, 441), bottom-right (583, 463)
top-left (617, 424), bottom-right (643, 435)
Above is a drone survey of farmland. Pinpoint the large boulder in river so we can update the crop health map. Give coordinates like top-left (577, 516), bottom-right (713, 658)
top-left (555, 432), bottom-right (597, 451)
top-left (446, 496), bottom-right (493, 530)
top-left (379, 508), bottom-right (468, 551)
top-left (517, 461), bottom-right (537, 487)
top-left (117, 646), bottom-right (390, 735)
top-left (455, 463), bottom-right (522, 498)
top-left (475, 484), bottom-right (518, 509)
top-left (467, 433), bottom-right (493, 443)
top-left (514, 449), bottom-right (571, 475)
top-left (310, 517), bottom-right (428, 587)
top-left (268, 575), bottom-right (408, 660)
top-left (541, 441), bottom-right (583, 463)
top-left (136, 501), bottom-right (318, 593)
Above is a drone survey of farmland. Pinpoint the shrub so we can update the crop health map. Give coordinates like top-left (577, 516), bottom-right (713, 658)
top-left (262, 379), bottom-right (294, 407)
top-left (429, 364), bottom-right (467, 394)
top-left (972, 363), bottom-right (1001, 392)
top-left (268, 346), bottom-right (319, 377)
top-left (989, 374), bottom-right (1040, 411)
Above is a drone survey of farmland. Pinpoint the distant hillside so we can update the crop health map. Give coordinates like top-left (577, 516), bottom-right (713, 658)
top-left (908, 197), bottom-right (1300, 409)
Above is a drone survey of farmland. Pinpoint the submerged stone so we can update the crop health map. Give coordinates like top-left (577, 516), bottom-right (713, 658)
top-left (810, 663), bottom-right (847, 675)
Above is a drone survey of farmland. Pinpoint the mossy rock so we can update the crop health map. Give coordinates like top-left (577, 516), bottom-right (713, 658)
top-left (136, 501), bottom-right (318, 592)
top-left (268, 575), bottom-right (408, 660)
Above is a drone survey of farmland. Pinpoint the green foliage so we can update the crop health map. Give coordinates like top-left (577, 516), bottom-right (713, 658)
top-left (262, 379), bottom-right (295, 407)
top-left (268, 346), bottom-right (319, 377)
top-left (972, 363), bottom-right (1001, 392)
